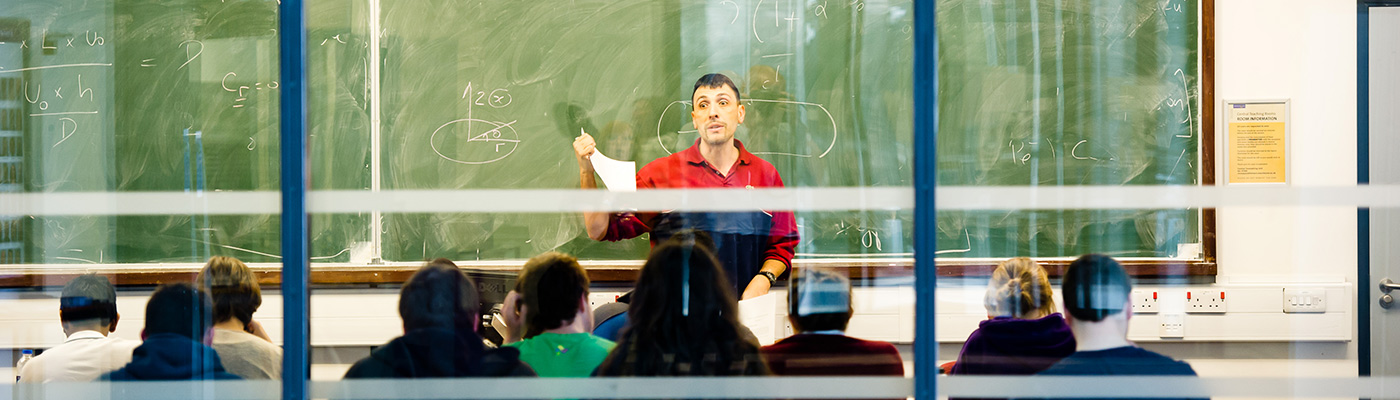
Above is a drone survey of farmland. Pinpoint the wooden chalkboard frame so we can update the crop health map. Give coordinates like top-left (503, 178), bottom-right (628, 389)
top-left (0, 256), bottom-right (1214, 288)
top-left (0, 0), bottom-right (1217, 288)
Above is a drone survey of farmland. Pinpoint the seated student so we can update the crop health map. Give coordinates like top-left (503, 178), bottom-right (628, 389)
top-left (344, 259), bottom-right (535, 378)
top-left (497, 252), bottom-right (616, 377)
top-left (105, 282), bottom-right (240, 381)
top-left (197, 256), bottom-right (282, 379)
top-left (594, 234), bottom-right (769, 376)
top-left (589, 231), bottom-right (762, 344)
top-left (760, 268), bottom-right (904, 376)
top-left (1037, 254), bottom-right (1196, 379)
top-left (18, 274), bottom-right (140, 382)
top-left (950, 257), bottom-right (1074, 376)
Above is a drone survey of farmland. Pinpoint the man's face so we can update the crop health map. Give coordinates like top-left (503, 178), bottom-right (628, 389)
top-left (691, 85), bottom-right (745, 147)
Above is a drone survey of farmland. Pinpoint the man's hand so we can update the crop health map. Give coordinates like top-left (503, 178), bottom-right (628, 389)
top-left (742, 259), bottom-right (787, 300)
top-left (574, 132), bottom-right (597, 172)
top-left (497, 290), bottom-right (526, 344)
top-left (741, 276), bottom-right (771, 300)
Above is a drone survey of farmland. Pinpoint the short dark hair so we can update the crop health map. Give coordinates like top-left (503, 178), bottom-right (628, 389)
top-left (197, 256), bottom-right (262, 326)
top-left (60, 274), bottom-right (118, 324)
top-left (788, 268), bottom-right (852, 332)
top-left (143, 282), bottom-right (214, 340)
top-left (693, 73), bottom-right (742, 103)
top-left (1061, 254), bottom-right (1132, 322)
top-left (516, 252), bottom-right (590, 339)
top-left (399, 258), bottom-right (480, 334)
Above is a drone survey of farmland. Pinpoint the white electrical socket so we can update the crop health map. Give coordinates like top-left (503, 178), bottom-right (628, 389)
top-left (1186, 290), bottom-right (1227, 313)
top-left (1283, 288), bottom-right (1328, 313)
top-left (1132, 290), bottom-right (1159, 313)
top-left (1159, 313), bottom-right (1185, 338)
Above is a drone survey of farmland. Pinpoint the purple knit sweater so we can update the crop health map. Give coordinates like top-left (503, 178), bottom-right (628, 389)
top-left (949, 313), bottom-right (1076, 376)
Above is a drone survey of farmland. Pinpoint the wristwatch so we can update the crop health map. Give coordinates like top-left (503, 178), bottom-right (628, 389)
top-left (758, 271), bottom-right (778, 286)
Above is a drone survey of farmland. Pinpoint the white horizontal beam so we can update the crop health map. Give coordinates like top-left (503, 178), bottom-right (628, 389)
top-left (1, 185), bottom-right (1399, 216)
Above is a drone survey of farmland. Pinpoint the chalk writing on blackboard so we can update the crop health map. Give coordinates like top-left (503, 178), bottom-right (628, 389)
top-left (1173, 69), bottom-right (1193, 139)
top-left (178, 40), bottom-right (203, 70)
top-left (934, 229), bottom-right (972, 255)
top-left (432, 82), bottom-right (521, 165)
top-left (430, 118), bottom-right (521, 165)
top-left (834, 221), bottom-right (883, 251)
top-left (221, 72), bottom-right (278, 109)
top-left (752, 0), bottom-right (766, 43)
top-left (721, 0), bottom-right (740, 24)
top-left (52, 117), bottom-right (77, 148)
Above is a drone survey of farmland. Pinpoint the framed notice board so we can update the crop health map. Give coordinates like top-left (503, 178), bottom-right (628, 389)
top-left (1223, 100), bottom-right (1291, 185)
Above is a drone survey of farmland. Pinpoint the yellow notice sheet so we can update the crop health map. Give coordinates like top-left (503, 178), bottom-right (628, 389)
top-left (1226, 102), bottom-right (1288, 184)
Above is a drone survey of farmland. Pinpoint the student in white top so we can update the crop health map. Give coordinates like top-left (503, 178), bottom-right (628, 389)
top-left (18, 274), bottom-right (140, 382)
top-left (197, 256), bottom-right (282, 380)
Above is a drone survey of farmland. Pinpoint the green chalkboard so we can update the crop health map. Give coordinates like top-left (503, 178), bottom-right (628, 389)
top-left (4, 0), bottom-right (368, 264)
top-left (2, 0), bottom-right (1200, 265)
top-left (935, 0), bottom-right (1202, 258)
top-left (374, 0), bottom-right (915, 262)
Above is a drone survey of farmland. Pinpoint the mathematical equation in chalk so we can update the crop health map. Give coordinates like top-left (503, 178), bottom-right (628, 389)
top-left (0, 73), bottom-right (103, 150)
top-left (1005, 138), bottom-right (1119, 166)
top-left (709, 0), bottom-right (870, 45)
top-left (221, 71), bottom-right (279, 109)
top-left (1, 29), bottom-right (108, 54)
top-left (431, 82), bottom-right (521, 165)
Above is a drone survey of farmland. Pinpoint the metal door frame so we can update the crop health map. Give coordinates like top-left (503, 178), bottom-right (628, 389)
top-left (1356, 0), bottom-right (1400, 377)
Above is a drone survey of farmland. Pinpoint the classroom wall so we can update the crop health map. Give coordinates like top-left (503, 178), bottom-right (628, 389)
top-left (1213, 0), bottom-right (1357, 281)
top-left (1202, 0), bottom-right (1359, 374)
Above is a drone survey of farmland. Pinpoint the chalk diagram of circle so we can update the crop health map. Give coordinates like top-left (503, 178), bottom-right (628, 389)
top-left (430, 118), bottom-right (521, 165)
top-left (654, 99), bottom-right (839, 158)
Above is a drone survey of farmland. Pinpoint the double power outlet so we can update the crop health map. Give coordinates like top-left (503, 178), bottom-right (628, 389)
top-left (1134, 289), bottom-right (1228, 339)
top-left (1131, 289), bottom-right (1229, 314)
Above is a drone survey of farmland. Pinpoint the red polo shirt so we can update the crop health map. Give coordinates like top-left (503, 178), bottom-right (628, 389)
top-left (602, 139), bottom-right (799, 287)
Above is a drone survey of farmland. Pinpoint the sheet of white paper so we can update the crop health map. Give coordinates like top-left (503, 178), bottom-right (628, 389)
top-left (589, 149), bottom-right (636, 192)
top-left (738, 292), bottom-right (778, 345)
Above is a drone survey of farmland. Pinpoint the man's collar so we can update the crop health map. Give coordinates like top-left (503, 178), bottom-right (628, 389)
top-left (681, 139), bottom-right (754, 166)
top-left (65, 330), bottom-right (106, 342)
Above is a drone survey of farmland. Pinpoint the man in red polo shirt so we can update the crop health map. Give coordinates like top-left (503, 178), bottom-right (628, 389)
top-left (574, 73), bottom-right (799, 300)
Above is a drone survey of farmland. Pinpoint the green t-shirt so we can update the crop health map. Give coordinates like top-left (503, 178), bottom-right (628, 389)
top-left (505, 332), bottom-right (616, 377)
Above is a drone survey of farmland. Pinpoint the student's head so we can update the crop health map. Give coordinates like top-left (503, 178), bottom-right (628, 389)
top-left (690, 73), bottom-right (745, 147)
top-left (1061, 254), bottom-right (1132, 322)
top-left (59, 274), bottom-right (120, 335)
top-left (984, 257), bottom-right (1057, 319)
top-left (630, 232), bottom-right (734, 329)
top-left (515, 252), bottom-right (590, 338)
top-left (787, 268), bottom-right (853, 333)
top-left (196, 256), bottom-right (261, 328)
top-left (142, 282), bottom-right (214, 342)
top-left (399, 258), bottom-right (480, 335)
top-left (597, 232), bottom-right (766, 375)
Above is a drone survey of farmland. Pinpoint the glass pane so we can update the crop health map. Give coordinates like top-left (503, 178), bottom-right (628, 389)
top-left (1, 0), bottom-right (287, 395)
top-left (938, 1), bottom-right (1375, 400)
top-left (306, 0), bottom-right (917, 396)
